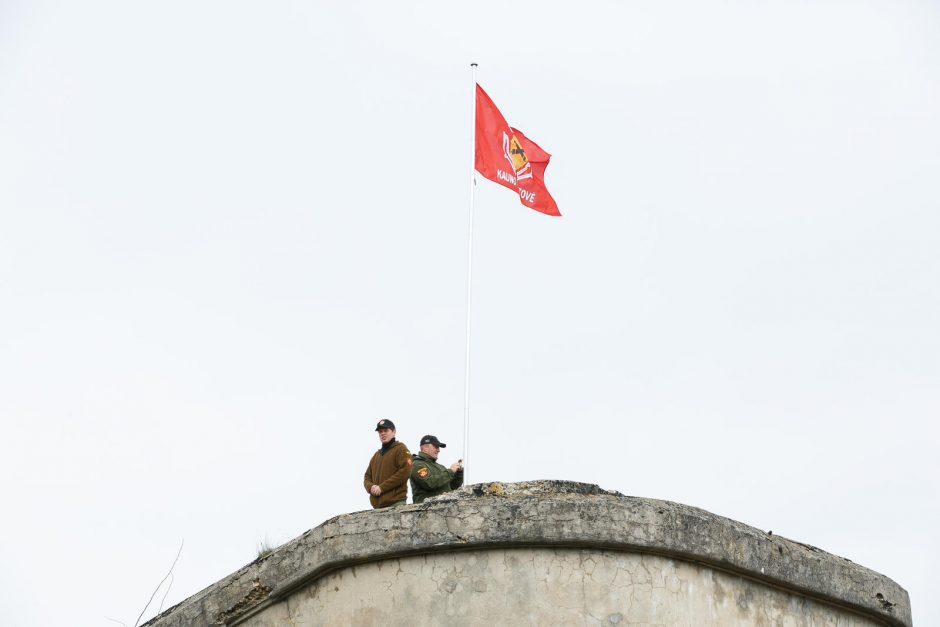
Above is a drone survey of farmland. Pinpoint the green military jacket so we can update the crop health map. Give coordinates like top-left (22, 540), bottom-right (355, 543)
top-left (410, 451), bottom-right (464, 503)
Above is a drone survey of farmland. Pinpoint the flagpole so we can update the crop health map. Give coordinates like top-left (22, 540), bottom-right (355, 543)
top-left (462, 62), bottom-right (478, 482)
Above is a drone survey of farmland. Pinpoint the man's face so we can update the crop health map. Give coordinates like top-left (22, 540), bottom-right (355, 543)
top-left (421, 442), bottom-right (440, 460)
top-left (377, 428), bottom-right (395, 444)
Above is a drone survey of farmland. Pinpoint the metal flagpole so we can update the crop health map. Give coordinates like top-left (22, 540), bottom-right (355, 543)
top-left (462, 62), bottom-right (478, 482)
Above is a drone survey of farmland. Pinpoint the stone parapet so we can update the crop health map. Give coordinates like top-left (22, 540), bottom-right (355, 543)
top-left (143, 480), bottom-right (911, 626)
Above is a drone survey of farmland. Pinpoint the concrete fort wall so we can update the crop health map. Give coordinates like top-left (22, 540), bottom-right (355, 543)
top-left (144, 481), bottom-right (911, 627)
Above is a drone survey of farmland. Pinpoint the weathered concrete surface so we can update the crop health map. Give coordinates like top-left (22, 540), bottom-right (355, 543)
top-left (245, 549), bottom-right (886, 627)
top-left (143, 481), bottom-right (911, 627)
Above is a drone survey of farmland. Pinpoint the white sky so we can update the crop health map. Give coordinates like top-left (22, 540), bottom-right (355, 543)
top-left (1, 1), bottom-right (938, 625)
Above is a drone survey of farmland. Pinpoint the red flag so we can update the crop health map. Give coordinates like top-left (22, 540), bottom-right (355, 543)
top-left (475, 84), bottom-right (560, 217)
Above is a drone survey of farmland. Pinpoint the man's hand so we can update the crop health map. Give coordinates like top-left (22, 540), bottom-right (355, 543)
top-left (370, 485), bottom-right (382, 497)
top-left (449, 461), bottom-right (462, 473)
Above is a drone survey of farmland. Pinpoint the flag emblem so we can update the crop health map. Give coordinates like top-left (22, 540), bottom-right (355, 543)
top-left (503, 133), bottom-right (532, 181)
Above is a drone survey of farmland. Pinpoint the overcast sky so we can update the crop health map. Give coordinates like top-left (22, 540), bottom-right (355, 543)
top-left (1, 2), bottom-right (938, 625)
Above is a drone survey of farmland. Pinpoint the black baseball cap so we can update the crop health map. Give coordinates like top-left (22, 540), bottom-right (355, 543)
top-left (420, 435), bottom-right (446, 448)
top-left (375, 419), bottom-right (396, 431)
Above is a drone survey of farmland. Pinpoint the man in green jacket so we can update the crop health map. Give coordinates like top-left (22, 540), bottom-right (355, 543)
top-left (410, 434), bottom-right (464, 504)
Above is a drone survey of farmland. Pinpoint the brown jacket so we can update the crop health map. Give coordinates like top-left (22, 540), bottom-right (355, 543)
top-left (363, 440), bottom-right (412, 508)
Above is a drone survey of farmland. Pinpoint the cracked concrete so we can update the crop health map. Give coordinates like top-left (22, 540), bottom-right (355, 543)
top-left (243, 550), bottom-right (892, 626)
top-left (141, 480), bottom-right (912, 627)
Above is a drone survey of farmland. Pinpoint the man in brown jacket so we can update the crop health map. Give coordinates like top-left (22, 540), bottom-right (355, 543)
top-left (363, 419), bottom-right (412, 508)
